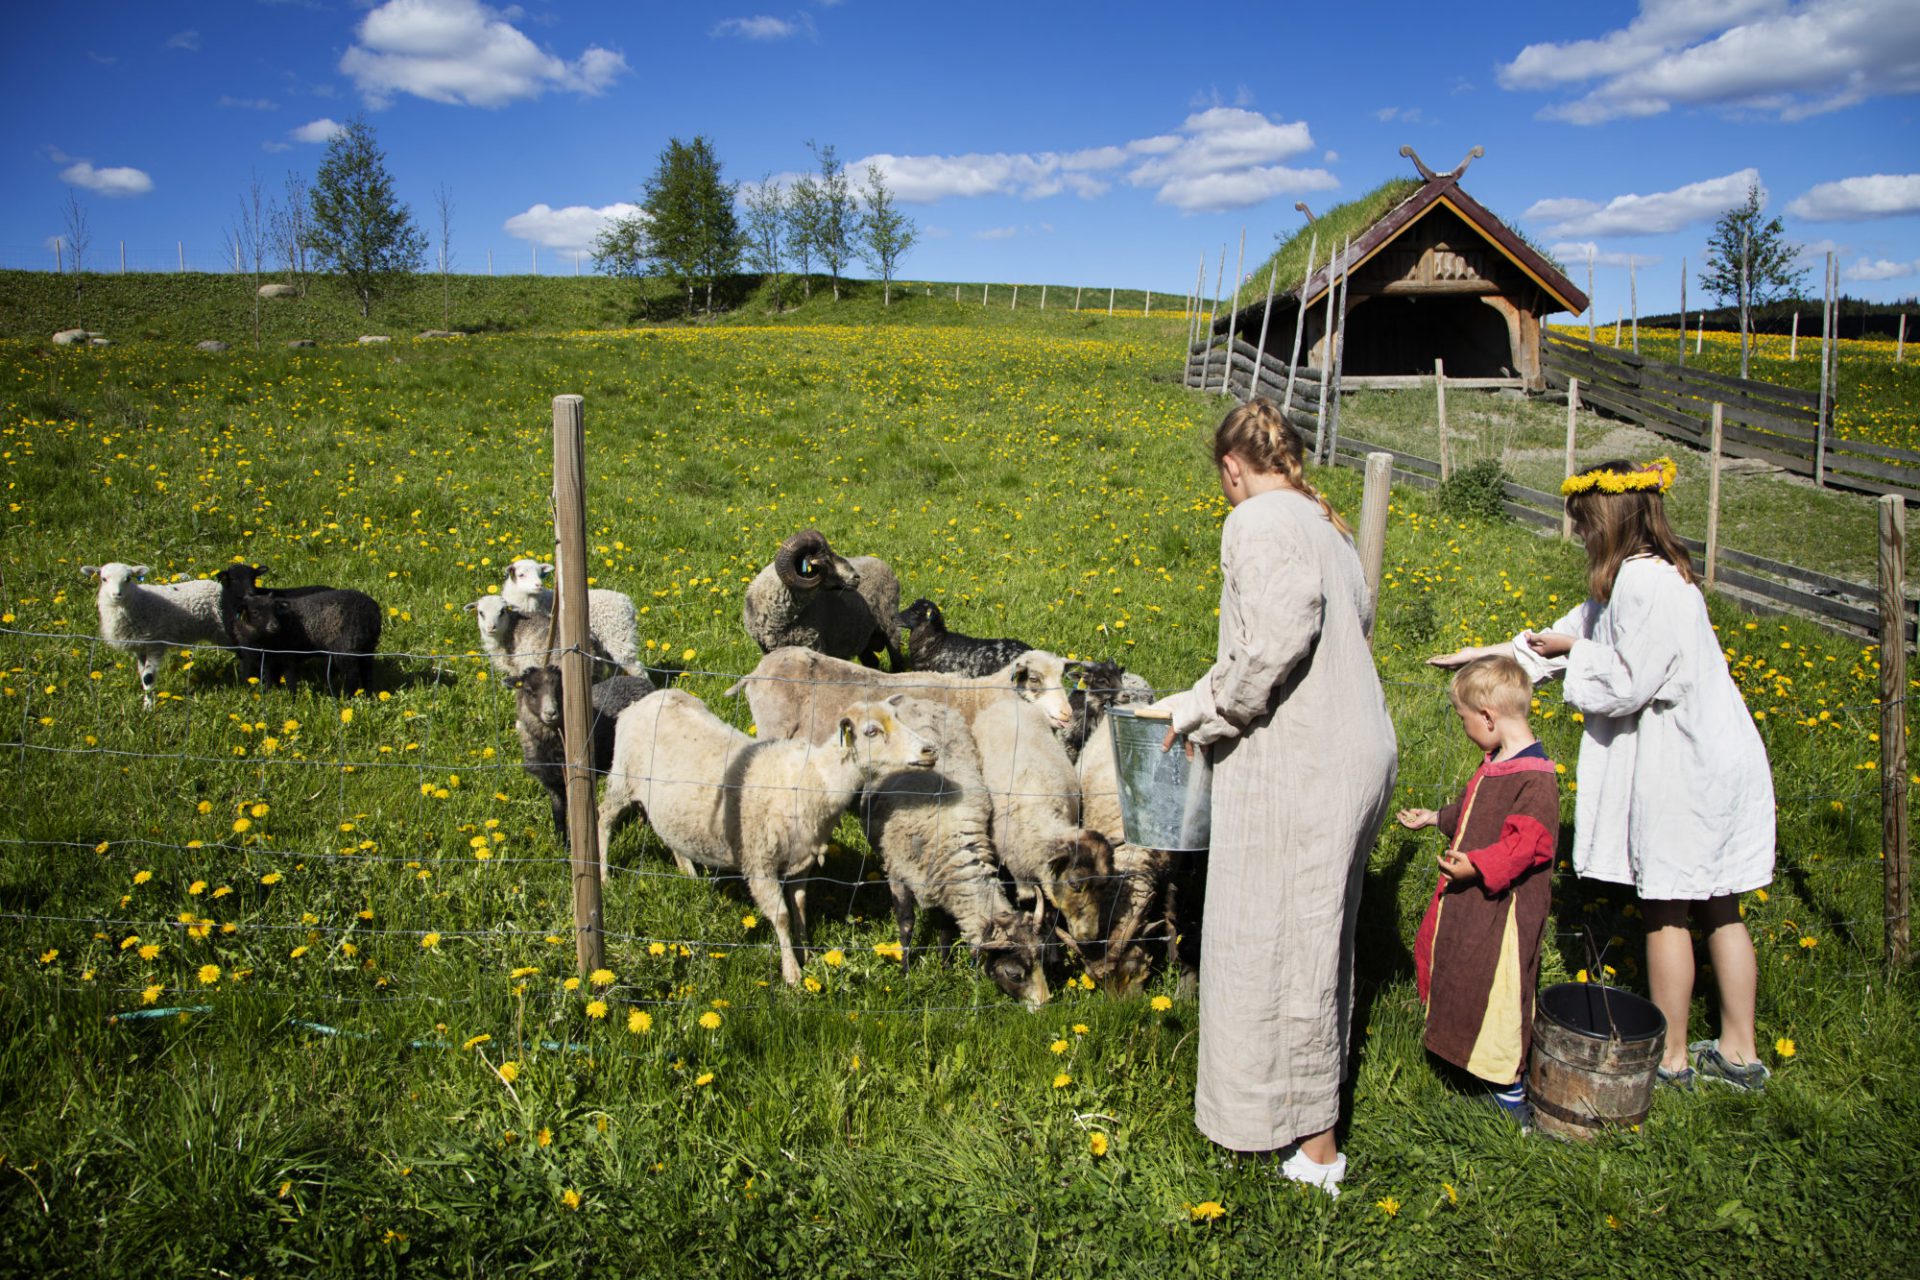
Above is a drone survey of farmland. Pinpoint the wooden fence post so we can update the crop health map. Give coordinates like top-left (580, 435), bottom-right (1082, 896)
top-left (1614, 307), bottom-right (1622, 349)
top-left (1203, 246), bottom-right (1225, 391)
top-left (1011, 284), bottom-right (1018, 310)
top-left (1435, 358), bottom-right (1450, 481)
top-left (1250, 262), bottom-right (1278, 406)
top-left (120, 240), bottom-right (125, 274)
top-left (551, 394), bottom-right (606, 978)
top-left (1561, 378), bottom-right (1580, 540)
top-left (1076, 283), bottom-right (1084, 314)
top-left (1790, 310), bottom-right (1799, 361)
top-left (1324, 237), bottom-right (1352, 464)
top-left (1706, 403), bottom-right (1724, 589)
top-left (982, 283), bottom-right (989, 306)
top-left (1586, 250), bottom-right (1595, 344)
top-left (178, 241), bottom-right (185, 274)
top-left (1880, 494), bottom-right (1910, 969)
top-left (1145, 290), bottom-right (1151, 317)
top-left (1629, 255), bottom-right (1639, 355)
top-left (1108, 286), bottom-right (1115, 317)
top-left (1899, 314), bottom-right (1907, 363)
top-left (1281, 233), bottom-right (1317, 417)
top-left (1358, 452), bottom-right (1393, 645)
top-left (1677, 259), bottom-right (1687, 366)
top-left (1817, 252), bottom-right (1833, 488)
top-left (1040, 284), bottom-right (1047, 311)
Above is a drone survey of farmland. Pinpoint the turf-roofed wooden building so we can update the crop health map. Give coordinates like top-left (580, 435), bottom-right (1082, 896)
top-left (1217, 148), bottom-right (1589, 391)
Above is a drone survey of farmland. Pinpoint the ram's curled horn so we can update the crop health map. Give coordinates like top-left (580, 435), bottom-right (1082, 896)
top-left (774, 528), bottom-right (834, 591)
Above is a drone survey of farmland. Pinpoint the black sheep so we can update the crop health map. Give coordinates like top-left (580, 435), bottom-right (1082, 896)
top-left (506, 667), bottom-right (653, 844)
top-left (228, 588), bottom-right (382, 695)
top-left (894, 598), bottom-right (1031, 678)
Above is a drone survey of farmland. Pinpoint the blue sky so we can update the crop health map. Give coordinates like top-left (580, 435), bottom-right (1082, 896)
top-left (5, 0), bottom-right (1918, 319)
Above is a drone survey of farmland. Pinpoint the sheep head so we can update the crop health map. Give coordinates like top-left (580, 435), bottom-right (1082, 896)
top-left (977, 911), bottom-right (1051, 1008)
top-left (1008, 650), bottom-right (1075, 731)
top-left (835, 697), bottom-right (937, 775)
top-left (774, 529), bottom-right (858, 593)
top-left (88, 562), bottom-right (149, 598)
top-left (232, 594), bottom-right (289, 643)
top-left (214, 563), bottom-right (267, 601)
top-left (507, 666), bottom-right (564, 730)
top-left (502, 558), bottom-right (555, 593)
top-left (467, 595), bottom-right (518, 647)
top-left (1041, 830), bottom-right (1117, 946)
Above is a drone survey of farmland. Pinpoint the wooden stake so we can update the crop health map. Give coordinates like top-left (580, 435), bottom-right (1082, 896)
top-left (1221, 227), bottom-right (1245, 387)
top-left (1561, 378), bottom-right (1580, 540)
top-left (1739, 230), bottom-right (1751, 380)
top-left (955, 284), bottom-right (960, 303)
top-left (178, 241), bottom-right (185, 273)
top-left (1790, 310), bottom-right (1798, 361)
top-left (1586, 250), bottom-right (1596, 344)
top-left (1188, 254), bottom-right (1203, 349)
top-left (1144, 290), bottom-right (1151, 317)
top-left (1204, 245), bottom-right (1226, 391)
top-left (1011, 284), bottom-right (1018, 310)
top-left (551, 394), bottom-right (606, 976)
top-left (119, 240), bottom-right (125, 274)
top-left (1696, 314), bottom-right (1703, 354)
top-left (1899, 314), bottom-right (1907, 363)
top-left (533, 246), bottom-right (538, 274)
top-left (1040, 284), bottom-right (1047, 310)
top-left (1677, 259), bottom-right (1687, 366)
top-left (1706, 403), bottom-right (1724, 589)
top-left (54, 240), bottom-right (62, 273)
top-left (1282, 234), bottom-right (1317, 416)
top-left (1613, 307), bottom-right (1622, 348)
top-left (1250, 261), bottom-right (1278, 405)
top-left (1817, 252), bottom-right (1833, 488)
top-left (1880, 493), bottom-right (1911, 969)
top-left (1629, 255), bottom-right (1639, 354)
top-left (982, 283), bottom-right (989, 305)
top-left (1358, 451), bottom-right (1393, 646)
top-left (1315, 241), bottom-right (1342, 457)
top-left (1435, 358), bottom-right (1451, 481)
top-left (1325, 237), bottom-right (1352, 464)
top-left (1107, 286), bottom-right (1115, 317)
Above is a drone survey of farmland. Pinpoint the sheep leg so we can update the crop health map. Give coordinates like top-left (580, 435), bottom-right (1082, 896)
top-left (888, 882), bottom-right (917, 973)
top-left (596, 784), bottom-right (633, 884)
top-left (749, 874), bottom-right (803, 986)
top-left (788, 878), bottom-right (810, 965)
top-left (933, 914), bottom-right (962, 964)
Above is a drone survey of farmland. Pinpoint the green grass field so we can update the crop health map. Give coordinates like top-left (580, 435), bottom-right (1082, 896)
top-left (1, 291), bottom-right (1915, 1277)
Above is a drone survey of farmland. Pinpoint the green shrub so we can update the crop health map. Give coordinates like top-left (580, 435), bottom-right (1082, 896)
top-left (1436, 457), bottom-right (1511, 521)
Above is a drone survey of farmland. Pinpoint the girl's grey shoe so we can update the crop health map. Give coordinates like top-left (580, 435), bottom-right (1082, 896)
top-left (1689, 1039), bottom-right (1770, 1092)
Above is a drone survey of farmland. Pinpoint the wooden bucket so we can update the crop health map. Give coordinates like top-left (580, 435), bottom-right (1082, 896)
top-left (1528, 982), bottom-right (1666, 1141)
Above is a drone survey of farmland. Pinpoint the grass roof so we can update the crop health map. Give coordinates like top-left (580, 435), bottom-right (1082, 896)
top-left (1240, 177), bottom-right (1422, 301)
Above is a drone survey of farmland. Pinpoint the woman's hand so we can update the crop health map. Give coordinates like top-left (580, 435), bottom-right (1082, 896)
top-left (1427, 644), bottom-right (1503, 670)
top-left (1159, 726), bottom-right (1196, 760)
top-left (1526, 631), bottom-right (1576, 659)
top-left (1438, 848), bottom-right (1480, 884)
top-left (1396, 808), bottom-right (1438, 830)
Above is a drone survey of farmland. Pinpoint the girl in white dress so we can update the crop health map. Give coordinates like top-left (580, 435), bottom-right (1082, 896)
top-left (1433, 458), bottom-right (1774, 1090)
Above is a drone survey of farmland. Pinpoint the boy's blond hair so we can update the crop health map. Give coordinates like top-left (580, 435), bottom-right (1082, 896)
top-left (1449, 655), bottom-right (1533, 719)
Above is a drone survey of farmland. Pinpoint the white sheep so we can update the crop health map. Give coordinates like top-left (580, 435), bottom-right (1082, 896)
top-left (971, 695), bottom-right (1118, 948)
top-left (858, 697), bottom-right (1051, 1007)
top-left (82, 562), bottom-right (227, 706)
top-left (465, 594), bottom-right (618, 681)
top-left (1074, 709), bottom-right (1178, 995)
top-left (499, 559), bottom-right (644, 677)
top-left (741, 529), bottom-right (904, 669)
top-left (597, 688), bottom-right (936, 986)
top-left (725, 646), bottom-right (1077, 746)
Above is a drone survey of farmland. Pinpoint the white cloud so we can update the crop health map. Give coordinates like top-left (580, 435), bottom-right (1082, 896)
top-left (291, 118), bottom-right (346, 143)
top-left (58, 160), bottom-right (154, 197)
top-left (1373, 106), bottom-right (1425, 123)
top-left (1526, 168), bottom-right (1759, 237)
top-left (503, 201), bottom-right (643, 254)
top-left (1842, 256), bottom-right (1920, 282)
top-left (1323, 150), bottom-right (1340, 163)
top-left (1550, 241), bottom-right (1665, 269)
top-left (262, 141), bottom-right (293, 154)
top-left (1499, 0), bottom-right (1920, 124)
top-left (1786, 173), bottom-right (1920, 221)
top-left (219, 95), bottom-right (279, 110)
top-left (974, 226), bottom-right (1019, 240)
top-left (710, 15), bottom-right (812, 40)
top-left (165, 30), bottom-right (201, 52)
top-left (342, 0), bottom-right (629, 109)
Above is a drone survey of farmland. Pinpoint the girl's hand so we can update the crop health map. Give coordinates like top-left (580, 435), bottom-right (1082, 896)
top-left (1526, 631), bottom-right (1576, 659)
top-left (1396, 808), bottom-right (1437, 830)
top-left (1159, 727), bottom-right (1196, 760)
top-left (1438, 849), bottom-right (1480, 883)
top-left (1427, 644), bottom-right (1499, 669)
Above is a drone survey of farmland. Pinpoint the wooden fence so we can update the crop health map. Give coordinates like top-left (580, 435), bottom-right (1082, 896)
top-left (1542, 330), bottom-right (1920, 501)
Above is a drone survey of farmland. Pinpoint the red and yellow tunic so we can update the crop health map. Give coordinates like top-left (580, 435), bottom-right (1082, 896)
top-left (1413, 745), bottom-right (1558, 1085)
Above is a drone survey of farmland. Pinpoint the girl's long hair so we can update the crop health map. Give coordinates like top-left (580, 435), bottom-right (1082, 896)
top-left (1563, 459), bottom-right (1695, 601)
top-left (1213, 398), bottom-right (1351, 536)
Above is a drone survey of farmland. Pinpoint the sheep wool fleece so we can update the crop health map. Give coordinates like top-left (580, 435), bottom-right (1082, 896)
top-left (1166, 488), bottom-right (1398, 1152)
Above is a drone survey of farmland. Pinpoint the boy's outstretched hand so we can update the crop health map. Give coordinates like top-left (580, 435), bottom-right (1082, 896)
top-left (1438, 848), bottom-right (1480, 884)
top-left (1396, 808), bottom-right (1437, 830)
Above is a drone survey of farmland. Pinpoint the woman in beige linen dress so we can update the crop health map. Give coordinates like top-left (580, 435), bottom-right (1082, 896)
top-left (1154, 399), bottom-right (1398, 1196)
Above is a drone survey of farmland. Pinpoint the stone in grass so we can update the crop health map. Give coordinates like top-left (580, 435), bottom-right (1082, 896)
top-left (52, 329), bottom-right (94, 346)
top-left (417, 329), bottom-right (459, 339)
top-left (90, 337), bottom-right (112, 347)
top-left (196, 340), bottom-right (229, 353)
top-left (258, 283), bottom-right (299, 299)
top-left (287, 339), bottom-right (316, 349)
top-left (357, 335), bottom-right (391, 345)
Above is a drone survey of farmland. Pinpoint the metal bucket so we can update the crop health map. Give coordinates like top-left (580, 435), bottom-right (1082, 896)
top-left (1528, 982), bottom-right (1666, 1141)
top-left (1106, 707), bottom-right (1212, 852)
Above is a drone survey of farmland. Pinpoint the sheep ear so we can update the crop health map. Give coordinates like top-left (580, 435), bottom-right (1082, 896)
top-left (504, 673), bottom-right (524, 689)
top-left (81, 565), bottom-right (100, 579)
top-left (461, 601), bottom-right (478, 613)
top-left (131, 565), bottom-right (151, 580)
top-left (837, 716), bottom-right (857, 749)
top-left (540, 562), bottom-right (556, 578)
top-left (884, 693), bottom-right (906, 707)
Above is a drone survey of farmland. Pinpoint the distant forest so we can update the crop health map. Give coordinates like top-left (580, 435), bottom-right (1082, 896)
top-left (1640, 296), bottom-right (1915, 339)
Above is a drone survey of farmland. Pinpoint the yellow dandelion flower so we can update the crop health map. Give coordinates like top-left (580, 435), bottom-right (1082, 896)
top-left (139, 943), bottom-right (160, 961)
top-left (823, 948), bottom-right (845, 967)
top-left (741, 913), bottom-right (757, 929)
top-left (1187, 1201), bottom-right (1225, 1221)
top-left (1089, 1132), bottom-right (1109, 1157)
top-left (421, 932), bottom-right (441, 949)
top-left (260, 871), bottom-right (282, 885)
top-left (231, 817), bottom-right (252, 834)
top-left (132, 869), bottom-right (152, 885)
top-left (560, 1188), bottom-right (580, 1209)
top-left (289, 945), bottom-right (308, 959)
top-left (498, 1060), bottom-right (519, 1083)
top-left (1799, 936), bottom-right (1818, 949)
top-left (340, 708), bottom-right (353, 724)
top-left (1052, 1072), bottom-right (1071, 1089)
top-left (628, 1009), bottom-right (652, 1034)
top-left (648, 941), bottom-right (667, 956)
top-left (585, 1000), bottom-right (608, 1019)
top-left (563, 976), bottom-right (581, 991)
top-left (198, 964), bottom-right (221, 985)
top-left (188, 880), bottom-right (207, 896)
top-left (1776, 1038), bottom-right (1797, 1058)
top-left (1151, 995), bottom-right (1173, 1012)
top-left (1050, 1039), bottom-right (1068, 1055)
top-left (1443, 1182), bottom-right (1458, 1205)
top-left (1072, 1023), bottom-right (1089, 1035)
top-left (141, 983), bottom-right (163, 1005)
top-left (803, 976), bottom-right (822, 992)
top-left (589, 968), bottom-right (615, 987)
top-left (213, 885), bottom-right (232, 899)
top-left (536, 1127), bottom-right (552, 1147)
top-left (197, 800), bottom-right (213, 815)
top-left (510, 966), bottom-right (538, 979)
top-left (872, 940), bottom-right (904, 961)
top-left (250, 803), bottom-right (270, 819)
top-left (462, 1033), bottom-right (491, 1051)
top-left (1378, 1197), bottom-right (1401, 1217)
top-left (699, 1010), bottom-right (723, 1030)
top-left (695, 1071), bottom-right (715, 1086)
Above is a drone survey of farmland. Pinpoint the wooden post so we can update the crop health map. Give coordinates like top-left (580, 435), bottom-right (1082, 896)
top-left (1358, 452), bottom-right (1393, 646)
top-left (1076, 283), bottom-right (1083, 314)
top-left (1011, 284), bottom-right (1018, 310)
top-left (1315, 242), bottom-right (1341, 457)
top-left (1561, 378), bottom-right (1580, 540)
top-left (1203, 245), bottom-right (1226, 391)
top-left (1790, 310), bottom-right (1798, 361)
top-left (1188, 253), bottom-right (1203, 347)
top-left (1696, 314), bottom-right (1703, 354)
top-left (1706, 403), bottom-right (1724, 588)
top-left (1250, 262), bottom-right (1278, 406)
top-left (54, 240), bottom-right (62, 273)
top-left (1144, 290), bottom-right (1151, 317)
top-left (1677, 259), bottom-right (1687, 366)
top-left (1040, 284), bottom-right (1047, 311)
top-left (533, 246), bottom-right (538, 274)
top-left (954, 284), bottom-right (960, 303)
top-left (551, 394), bottom-right (606, 977)
top-left (1739, 230), bottom-right (1751, 380)
top-left (119, 240), bottom-right (125, 274)
top-left (488, 248), bottom-right (493, 276)
top-left (1879, 495), bottom-right (1912, 968)
top-left (1221, 227), bottom-right (1245, 374)
top-left (1107, 286), bottom-right (1115, 317)
top-left (1324, 237), bottom-right (1352, 465)
top-left (1817, 252), bottom-right (1833, 488)
top-left (178, 241), bottom-right (185, 274)
top-left (1613, 307), bottom-right (1622, 348)
top-left (1435, 358), bottom-right (1451, 481)
top-left (1586, 250), bottom-right (1596, 344)
top-left (1899, 314), bottom-right (1907, 363)
top-left (982, 283), bottom-right (989, 305)
top-left (1629, 255), bottom-right (1639, 354)
top-left (1282, 234), bottom-right (1317, 416)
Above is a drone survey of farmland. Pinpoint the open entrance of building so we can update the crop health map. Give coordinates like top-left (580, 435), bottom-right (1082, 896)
top-left (1339, 295), bottom-right (1515, 379)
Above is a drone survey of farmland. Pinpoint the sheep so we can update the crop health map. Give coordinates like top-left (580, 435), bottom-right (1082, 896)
top-left (499, 559), bottom-right (645, 677)
top-left (1061, 658), bottom-right (1157, 763)
top-left (506, 665), bottom-right (655, 843)
top-left (82, 562), bottom-right (227, 706)
top-left (858, 697), bottom-right (1051, 1007)
top-left (741, 529), bottom-right (903, 669)
top-left (225, 587), bottom-right (382, 695)
top-left (895, 598), bottom-right (1032, 677)
top-left (465, 594), bottom-right (618, 681)
top-left (213, 565), bottom-right (332, 659)
top-left (1073, 699), bottom-right (1180, 996)
top-left (971, 695), bottom-right (1118, 950)
top-left (597, 688), bottom-right (935, 985)
top-left (726, 646), bottom-right (1077, 747)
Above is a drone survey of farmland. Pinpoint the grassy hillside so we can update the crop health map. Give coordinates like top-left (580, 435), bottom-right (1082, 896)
top-left (1, 315), bottom-right (1914, 1276)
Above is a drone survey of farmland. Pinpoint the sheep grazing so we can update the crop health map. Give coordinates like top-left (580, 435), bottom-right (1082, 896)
top-left (971, 696), bottom-right (1118, 948)
top-left (726, 646), bottom-right (1076, 746)
top-left (225, 587), bottom-right (382, 695)
top-left (82, 562), bottom-right (227, 706)
top-left (741, 529), bottom-right (903, 669)
top-left (858, 698), bottom-right (1051, 1007)
top-left (506, 666), bottom-right (654, 843)
top-left (465, 594), bottom-right (618, 681)
top-left (1073, 699), bottom-right (1179, 996)
top-left (499, 559), bottom-right (645, 678)
top-left (895, 598), bottom-right (1032, 678)
top-left (213, 565), bottom-right (332, 657)
top-left (598, 689), bottom-right (935, 986)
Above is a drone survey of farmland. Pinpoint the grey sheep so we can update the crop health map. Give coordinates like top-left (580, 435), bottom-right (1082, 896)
top-left (82, 562), bottom-right (227, 706)
top-left (499, 559), bottom-right (645, 677)
top-left (597, 688), bottom-right (936, 986)
top-left (506, 666), bottom-right (654, 844)
top-left (741, 529), bottom-right (903, 669)
top-left (225, 587), bottom-right (382, 695)
top-left (858, 697), bottom-right (1051, 1007)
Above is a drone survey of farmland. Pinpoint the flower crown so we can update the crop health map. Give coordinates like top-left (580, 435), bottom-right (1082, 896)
top-left (1561, 456), bottom-right (1677, 497)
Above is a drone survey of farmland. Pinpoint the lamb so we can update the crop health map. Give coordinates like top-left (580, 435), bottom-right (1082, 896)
top-left (597, 688), bottom-right (935, 985)
top-left (1061, 658), bottom-right (1158, 763)
top-left (499, 559), bottom-right (645, 677)
top-left (225, 587), bottom-right (382, 695)
top-left (741, 529), bottom-right (903, 669)
top-left (858, 698), bottom-right (1051, 1007)
top-left (1073, 696), bottom-right (1180, 996)
top-left (82, 562), bottom-right (227, 706)
top-left (726, 646), bottom-right (1076, 747)
top-left (506, 666), bottom-right (655, 843)
top-left (213, 565), bottom-right (331, 658)
top-left (971, 695), bottom-right (1118, 949)
top-left (465, 594), bottom-right (618, 681)
top-left (895, 598), bottom-right (1032, 677)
